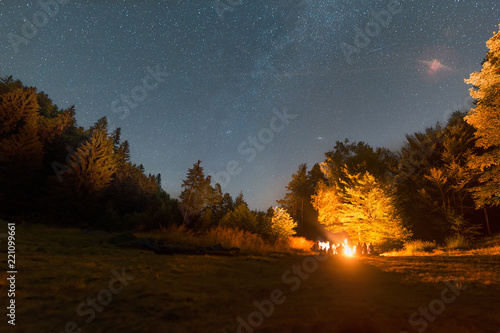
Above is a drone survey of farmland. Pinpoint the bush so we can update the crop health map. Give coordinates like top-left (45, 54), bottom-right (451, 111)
top-left (445, 234), bottom-right (470, 250)
top-left (289, 237), bottom-right (314, 252)
top-left (144, 225), bottom-right (296, 255)
top-left (404, 240), bottom-right (437, 254)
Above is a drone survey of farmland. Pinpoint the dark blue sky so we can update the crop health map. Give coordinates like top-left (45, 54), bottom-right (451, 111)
top-left (1, 0), bottom-right (499, 210)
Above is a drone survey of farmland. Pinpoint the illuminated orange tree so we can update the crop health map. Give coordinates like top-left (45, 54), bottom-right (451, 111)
top-left (465, 25), bottom-right (500, 208)
top-left (313, 168), bottom-right (411, 246)
top-left (270, 207), bottom-right (297, 239)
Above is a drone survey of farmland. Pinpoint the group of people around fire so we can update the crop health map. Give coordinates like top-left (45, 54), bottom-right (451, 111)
top-left (312, 240), bottom-right (375, 256)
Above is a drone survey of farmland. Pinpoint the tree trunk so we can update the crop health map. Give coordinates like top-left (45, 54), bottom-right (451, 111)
top-left (484, 207), bottom-right (492, 235)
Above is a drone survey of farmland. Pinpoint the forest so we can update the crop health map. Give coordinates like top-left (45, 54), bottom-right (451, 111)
top-left (1, 29), bottom-right (499, 252)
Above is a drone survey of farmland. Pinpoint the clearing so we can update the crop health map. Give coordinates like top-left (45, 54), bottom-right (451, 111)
top-left (1, 223), bottom-right (499, 333)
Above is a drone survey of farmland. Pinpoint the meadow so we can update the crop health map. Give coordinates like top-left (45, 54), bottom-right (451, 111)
top-left (1, 222), bottom-right (499, 333)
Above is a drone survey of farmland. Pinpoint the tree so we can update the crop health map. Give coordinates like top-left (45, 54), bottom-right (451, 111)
top-left (313, 168), bottom-right (411, 247)
top-left (277, 164), bottom-right (309, 222)
top-left (0, 88), bottom-right (43, 168)
top-left (322, 139), bottom-right (397, 189)
top-left (179, 160), bottom-right (214, 226)
top-left (277, 163), bottom-right (325, 238)
top-left (0, 88), bottom-right (44, 214)
top-left (234, 191), bottom-right (248, 208)
top-left (464, 25), bottom-right (500, 208)
top-left (270, 207), bottom-right (297, 239)
top-left (342, 171), bottom-right (411, 246)
top-left (311, 181), bottom-right (341, 229)
top-left (61, 129), bottom-right (117, 196)
top-left (393, 124), bottom-right (448, 240)
top-left (418, 112), bottom-right (482, 238)
top-left (220, 204), bottom-right (257, 232)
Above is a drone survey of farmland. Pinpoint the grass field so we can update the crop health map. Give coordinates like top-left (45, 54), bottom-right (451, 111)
top-left (1, 223), bottom-right (500, 333)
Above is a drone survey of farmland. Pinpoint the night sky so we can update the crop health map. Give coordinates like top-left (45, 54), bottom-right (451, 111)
top-left (1, 0), bottom-right (499, 210)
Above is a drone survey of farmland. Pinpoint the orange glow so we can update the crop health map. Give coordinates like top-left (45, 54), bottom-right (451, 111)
top-left (316, 238), bottom-right (357, 256)
top-left (344, 238), bottom-right (354, 257)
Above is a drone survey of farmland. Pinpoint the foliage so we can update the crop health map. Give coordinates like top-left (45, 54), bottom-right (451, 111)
top-left (277, 163), bottom-right (324, 238)
top-left (62, 129), bottom-right (117, 196)
top-left (0, 77), bottom-right (181, 230)
top-left (289, 236), bottom-right (314, 252)
top-left (270, 206), bottom-right (297, 239)
top-left (144, 224), bottom-right (295, 255)
top-left (0, 88), bottom-right (43, 168)
top-left (180, 160), bottom-right (214, 219)
top-left (311, 180), bottom-right (341, 227)
top-left (448, 214), bottom-right (482, 241)
top-left (322, 139), bottom-right (397, 188)
top-left (464, 25), bottom-right (500, 208)
top-left (313, 169), bottom-right (411, 247)
top-left (220, 204), bottom-right (258, 232)
top-left (403, 240), bottom-right (437, 254)
top-left (393, 124), bottom-right (448, 240)
top-left (393, 112), bottom-right (486, 241)
top-left (445, 234), bottom-right (471, 250)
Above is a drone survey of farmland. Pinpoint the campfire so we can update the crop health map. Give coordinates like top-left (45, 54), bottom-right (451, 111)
top-left (317, 238), bottom-right (355, 256)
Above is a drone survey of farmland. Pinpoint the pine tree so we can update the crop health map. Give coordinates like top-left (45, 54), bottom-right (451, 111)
top-left (277, 164), bottom-right (309, 222)
top-left (63, 129), bottom-right (117, 196)
top-left (464, 25), bottom-right (500, 208)
top-left (180, 160), bottom-right (213, 224)
top-left (234, 191), bottom-right (248, 208)
top-left (0, 88), bottom-right (43, 168)
top-left (277, 163), bottom-right (325, 238)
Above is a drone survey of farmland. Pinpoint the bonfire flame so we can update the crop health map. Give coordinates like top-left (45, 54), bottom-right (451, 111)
top-left (344, 238), bottom-right (354, 256)
top-left (317, 238), bottom-right (356, 256)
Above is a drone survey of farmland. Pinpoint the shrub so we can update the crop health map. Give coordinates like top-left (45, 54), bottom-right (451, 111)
top-left (404, 240), bottom-right (437, 254)
top-left (445, 234), bottom-right (470, 250)
top-left (146, 225), bottom-right (296, 255)
top-left (289, 237), bottom-right (314, 252)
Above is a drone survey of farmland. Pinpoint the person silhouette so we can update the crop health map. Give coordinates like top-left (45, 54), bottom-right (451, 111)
top-left (368, 242), bottom-right (374, 255)
top-left (356, 242), bottom-right (363, 255)
top-left (336, 243), bottom-right (344, 255)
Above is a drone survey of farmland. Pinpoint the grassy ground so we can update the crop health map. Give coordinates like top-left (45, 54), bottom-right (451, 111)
top-left (1, 223), bottom-right (500, 333)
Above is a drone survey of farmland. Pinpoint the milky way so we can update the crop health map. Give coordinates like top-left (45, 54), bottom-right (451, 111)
top-left (1, 0), bottom-right (499, 209)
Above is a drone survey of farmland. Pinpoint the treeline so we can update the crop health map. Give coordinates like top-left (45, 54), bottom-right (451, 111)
top-left (279, 27), bottom-right (500, 247)
top-left (0, 76), bottom-right (181, 231)
top-left (279, 120), bottom-right (497, 247)
top-left (0, 77), bottom-right (295, 240)
top-left (178, 160), bottom-right (297, 240)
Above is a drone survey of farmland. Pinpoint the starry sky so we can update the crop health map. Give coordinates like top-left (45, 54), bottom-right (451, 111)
top-left (1, 0), bottom-right (499, 210)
